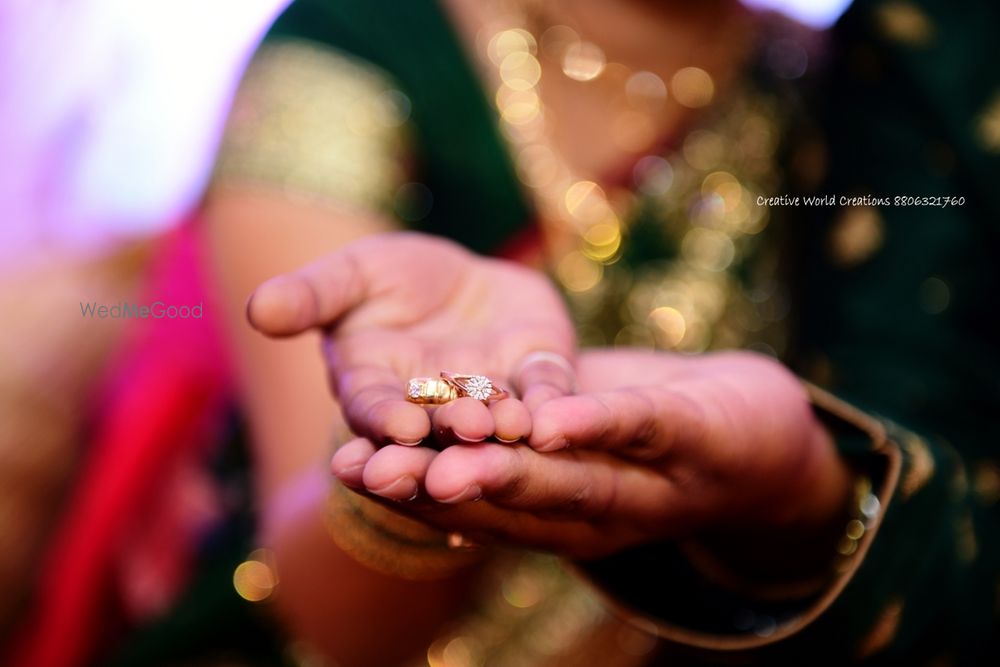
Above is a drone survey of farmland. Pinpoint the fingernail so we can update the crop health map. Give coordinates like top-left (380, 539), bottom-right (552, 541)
top-left (495, 435), bottom-right (520, 444)
top-left (370, 476), bottom-right (417, 500)
top-left (393, 436), bottom-right (424, 446)
top-left (534, 435), bottom-right (568, 452)
top-left (439, 484), bottom-right (482, 504)
top-left (454, 433), bottom-right (486, 444)
top-left (332, 463), bottom-right (365, 480)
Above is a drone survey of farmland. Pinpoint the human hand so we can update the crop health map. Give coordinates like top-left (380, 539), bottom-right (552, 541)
top-left (331, 348), bottom-right (851, 560)
top-left (247, 232), bottom-right (577, 447)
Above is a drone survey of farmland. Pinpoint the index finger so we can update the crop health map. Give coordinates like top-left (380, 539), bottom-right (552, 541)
top-left (528, 386), bottom-right (707, 459)
top-left (333, 363), bottom-right (432, 446)
top-left (423, 443), bottom-right (683, 530)
top-left (514, 351), bottom-right (577, 413)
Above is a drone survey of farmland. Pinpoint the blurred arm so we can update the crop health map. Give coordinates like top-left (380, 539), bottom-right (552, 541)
top-left (201, 189), bottom-right (471, 667)
top-left (198, 40), bottom-right (473, 666)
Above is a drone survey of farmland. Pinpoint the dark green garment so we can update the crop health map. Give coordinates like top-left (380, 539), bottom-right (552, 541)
top-left (108, 0), bottom-right (1000, 665)
top-left (794, 0), bottom-right (1000, 662)
top-left (265, 0), bottom-right (531, 254)
top-left (592, 1), bottom-right (1000, 664)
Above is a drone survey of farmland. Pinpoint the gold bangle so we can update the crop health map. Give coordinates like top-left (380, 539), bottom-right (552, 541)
top-left (324, 482), bottom-right (483, 580)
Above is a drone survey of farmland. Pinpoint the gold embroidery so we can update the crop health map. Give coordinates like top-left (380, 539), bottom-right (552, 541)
top-left (212, 40), bottom-right (408, 212)
top-left (412, 553), bottom-right (617, 667)
top-left (875, 2), bottom-right (935, 47)
top-left (856, 598), bottom-right (904, 658)
top-left (973, 461), bottom-right (1000, 505)
top-left (976, 91), bottom-right (1000, 153)
top-left (585, 90), bottom-right (790, 355)
top-left (899, 434), bottom-right (935, 500)
top-left (828, 206), bottom-right (885, 267)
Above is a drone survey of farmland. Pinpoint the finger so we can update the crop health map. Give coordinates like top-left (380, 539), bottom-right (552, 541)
top-left (346, 387), bottom-right (432, 446)
top-left (529, 387), bottom-right (706, 460)
top-left (331, 437), bottom-right (378, 487)
top-left (336, 365), bottom-right (431, 445)
top-left (423, 443), bottom-right (680, 527)
top-left (490, 398), bottom-right (531, 443)
top-left (490, 279), bottom-right (576, 368)
top-left (361, 445), bottom-right (438, 501)
top-left (357, 490), bottom-right (630, 559)
top-left (513, 351), bottom-right (577, 413)
top-left (431, 397), bottom-right (494, 445)
top-left (247, 248), bottom-right (366, 337)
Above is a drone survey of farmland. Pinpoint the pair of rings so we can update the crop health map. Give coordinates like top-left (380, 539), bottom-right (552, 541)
top-left (406, 371), bottom-right (510, 405)
top-left (406, 371), bottom-right (509, 405)
top-left (405, 353), bottom-right (574, 406)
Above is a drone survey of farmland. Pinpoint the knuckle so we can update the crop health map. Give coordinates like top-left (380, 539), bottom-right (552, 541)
top-left (492, 447), bottom-right (532, 501)
top-left (558, 484), bottom-right (592, 515)
top-left (589, 395), bottom-right (615, 445)
top-left (631, 389), bottom-right (661, 446)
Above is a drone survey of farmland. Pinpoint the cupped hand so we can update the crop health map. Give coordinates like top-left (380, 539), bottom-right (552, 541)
top-left (247, 232), bottom-right (577, 447)
top-left (332, 348), bottom-right (852, 560)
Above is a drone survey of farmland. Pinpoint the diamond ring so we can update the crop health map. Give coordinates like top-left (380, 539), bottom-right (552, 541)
top-left (439, 372), bottom-right (509, 403)
top-left (405, 372), bottom-right (510, 405)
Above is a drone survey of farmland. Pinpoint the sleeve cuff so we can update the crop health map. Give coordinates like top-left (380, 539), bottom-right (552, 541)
top-left (572, 382), bottom-right (904, 653)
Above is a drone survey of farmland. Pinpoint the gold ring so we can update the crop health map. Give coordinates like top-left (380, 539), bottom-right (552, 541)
top-left (439, 371), bottom-right (509, 403)
top-left (405, 377), bottom-right (459, 405)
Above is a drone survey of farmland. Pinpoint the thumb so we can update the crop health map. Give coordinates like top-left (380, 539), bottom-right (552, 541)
top-left (247, 249), bottom-right (366, 337)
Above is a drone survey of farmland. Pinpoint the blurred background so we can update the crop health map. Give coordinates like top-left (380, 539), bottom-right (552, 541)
top-left (0, 0), bottom-right (851, 261)
top-left (0, 0), bottom-right (285, 260)
top-left (0, 0), bottom-right (856, 664)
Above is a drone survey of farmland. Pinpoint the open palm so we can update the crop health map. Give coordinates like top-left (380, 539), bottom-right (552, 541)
top-left (247, 232), bottom-right (576, 446)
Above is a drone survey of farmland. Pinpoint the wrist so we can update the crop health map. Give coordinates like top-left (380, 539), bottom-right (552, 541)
top-left (682, 426), bottom-right (855, 599)
top-left (795, 423), bottom-right (855, 529)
